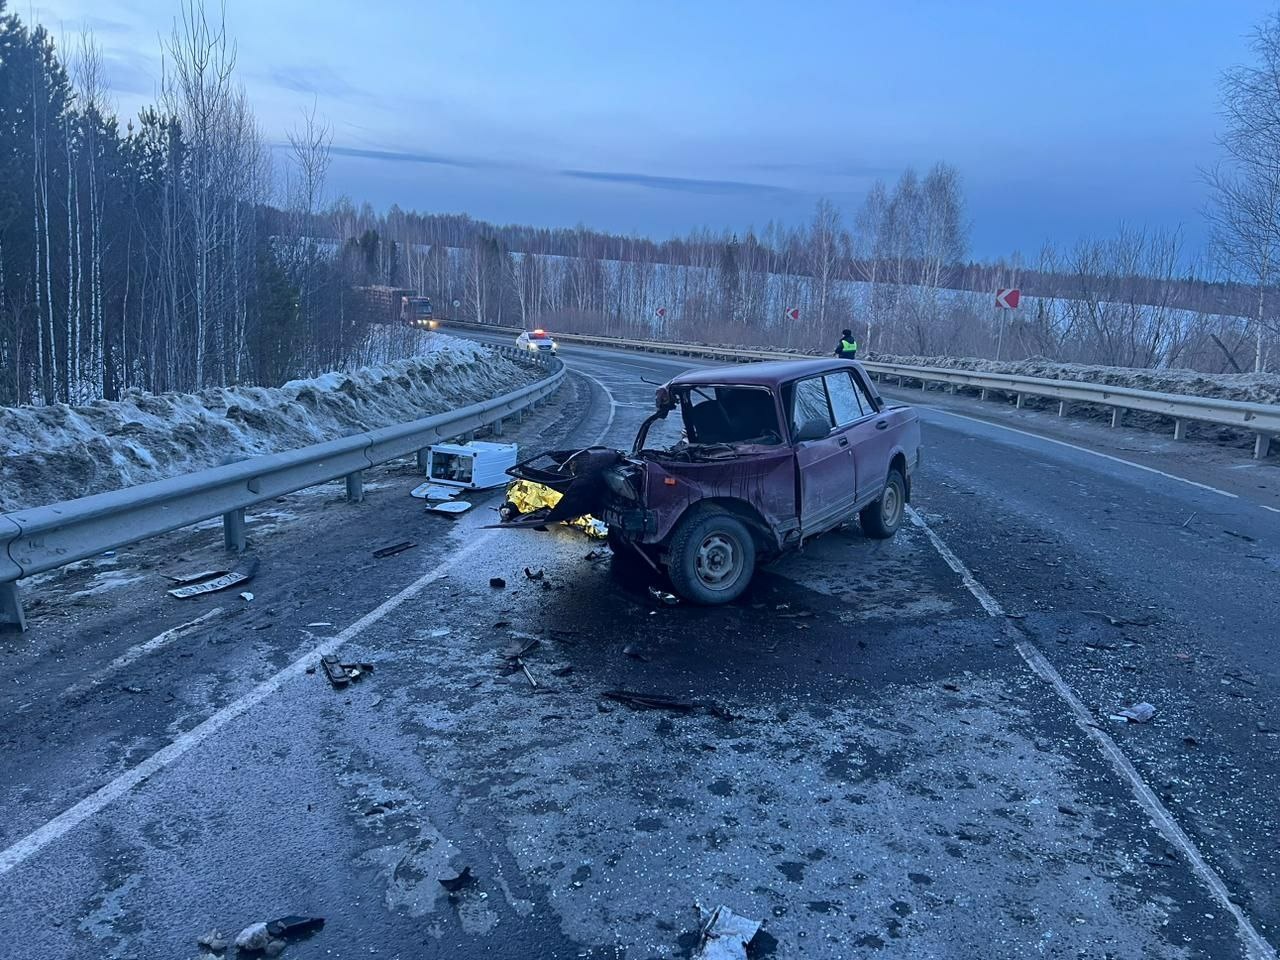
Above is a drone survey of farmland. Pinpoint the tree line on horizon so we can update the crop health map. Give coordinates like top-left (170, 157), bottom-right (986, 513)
top-left (2, 1), bottom-right (1278, 411)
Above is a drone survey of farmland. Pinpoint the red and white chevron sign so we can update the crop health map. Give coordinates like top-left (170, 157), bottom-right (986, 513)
top-left (655, 307), bottom-right (667, 319)
top-left (784, 306), bottom-right (800, 321)
top-left (995, 288), bottom-right (1021, 309)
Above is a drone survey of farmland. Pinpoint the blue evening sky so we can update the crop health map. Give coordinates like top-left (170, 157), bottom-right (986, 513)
top-left (28, 0), bottom-right (1278, 259)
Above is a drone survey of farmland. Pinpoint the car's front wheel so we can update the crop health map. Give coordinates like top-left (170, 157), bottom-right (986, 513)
top-left (666, 512), bottom-right (756, 605)
top-left (860, 467), bottom-right (906, 539)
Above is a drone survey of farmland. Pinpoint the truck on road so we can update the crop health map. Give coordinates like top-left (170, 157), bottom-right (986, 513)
top-left (498, 358), bottom-right (922, 603)
top-left (355, 286), bottom-right (437, 329)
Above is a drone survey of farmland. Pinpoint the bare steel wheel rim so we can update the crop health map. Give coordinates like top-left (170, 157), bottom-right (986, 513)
top-left (881, 481), bottom-right (902, 528)
top-left (695, 532), bottom-right (740, 588)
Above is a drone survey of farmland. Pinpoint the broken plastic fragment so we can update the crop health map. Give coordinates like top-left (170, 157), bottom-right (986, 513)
top-left (648, 586), bottom-right (679, 605)
top-left (411, 482), bottom-right (458, 500)
top-left (265, 916), bottom-right (325, 939)
top-left (490, 577), bottom-right (507, 589)
top-left (1116, 702), bottom-right (1156, 723)
top-left (429, 500), bottom-right (472, 515)
top-left (372, 540), bottom-right (416, 559)
top-left (695, 904), bottom-right (763, 960)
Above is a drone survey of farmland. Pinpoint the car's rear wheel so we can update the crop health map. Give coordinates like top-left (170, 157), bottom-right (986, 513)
top-left (860, 467), bottom-right (906, 539)
top-left (666, 512), bottom-right (756, 605)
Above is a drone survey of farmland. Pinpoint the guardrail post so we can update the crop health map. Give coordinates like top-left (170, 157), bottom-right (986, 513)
top-left (492, 417), bottom-right (505, 436)
top-left (920, 379), bottom-right (927, 392)
top-left (980, 388), bottom-right (987, 401)
top-left (0, 581), bottom-right (25, 631)
top-left (223, 508), bottom-right (246, 553)
top-left (1111, 408), bottom-right (1123, 428)
top-left (346, 471), bottom-right (365, 503)
top-left (1174, 419), bottom-right (1187, 441)
top-left (1015, 393), bottom-right (1025, 409)
top-left (1256, 433), bottom-right (1272, 459)
top-left (416, 448), bottom-right (430, 473)
top-left (1058, 401), bottom-right (1067, 417)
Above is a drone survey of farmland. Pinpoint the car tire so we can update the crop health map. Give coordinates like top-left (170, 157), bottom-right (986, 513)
top-left (860, 467), bottom-right (906, 539)
top-left (666, 512), bottom-right (756, 605)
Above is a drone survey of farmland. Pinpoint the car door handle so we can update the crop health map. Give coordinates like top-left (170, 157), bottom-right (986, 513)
top-left (838, 436), bottom-right (849, 447)
top-left (875, 420), bottom-right (888, 430)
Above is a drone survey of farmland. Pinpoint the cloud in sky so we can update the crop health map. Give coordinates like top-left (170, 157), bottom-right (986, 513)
top-left (22, 0), bottom-right (1280, 257)
top-left (561, 169), bottom-right (792, 198)
top-left (270, 65), bottom-right (364, 100)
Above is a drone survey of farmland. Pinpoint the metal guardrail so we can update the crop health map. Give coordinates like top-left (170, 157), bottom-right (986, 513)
top-left (0, 347), bottom-right (563, 630)
top-left (449, 321), bottom-right (1278, 460)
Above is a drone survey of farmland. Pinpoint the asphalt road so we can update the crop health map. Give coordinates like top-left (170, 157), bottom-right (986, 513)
top-left (1, 335), bottom-right (1277, 959)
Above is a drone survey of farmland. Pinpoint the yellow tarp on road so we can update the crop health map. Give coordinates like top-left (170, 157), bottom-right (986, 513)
top-left (505, 479), bottom-right (607, 539)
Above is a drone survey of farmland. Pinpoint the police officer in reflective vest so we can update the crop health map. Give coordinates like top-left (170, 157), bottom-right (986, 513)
top-left (835, 329), bottom-right (859, 360)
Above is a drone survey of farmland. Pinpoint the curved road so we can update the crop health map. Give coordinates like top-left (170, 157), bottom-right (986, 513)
top-left (0, 335), bottom-right (1276, 959)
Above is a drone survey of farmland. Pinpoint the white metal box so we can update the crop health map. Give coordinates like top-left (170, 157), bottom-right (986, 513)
top-left (425, 441), bottom-right (518, 489)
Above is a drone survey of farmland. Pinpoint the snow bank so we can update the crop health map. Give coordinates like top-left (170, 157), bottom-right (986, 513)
top-left (1, 334), bottom-right (540, 512)
top-left (871, 354), bottom-right (1280, 406)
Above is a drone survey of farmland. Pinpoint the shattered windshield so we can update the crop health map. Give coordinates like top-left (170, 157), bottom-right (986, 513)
top-left (681, 387), bottom-right (782, 446)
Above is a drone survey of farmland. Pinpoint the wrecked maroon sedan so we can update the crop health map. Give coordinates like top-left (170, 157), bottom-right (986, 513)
top-left (500, 358), bottom-right (922, 604)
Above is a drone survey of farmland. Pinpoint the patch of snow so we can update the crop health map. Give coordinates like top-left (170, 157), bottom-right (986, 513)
top-left (0, 334), bottom-right (538, 512)
top-left (75, 569), bottom-right (147, 597)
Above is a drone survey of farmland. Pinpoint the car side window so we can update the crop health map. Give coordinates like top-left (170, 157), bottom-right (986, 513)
top-left (850, 372), bottom-right (879, 413)
top-left (824, 371), bottom-right (865, 425)
top-left (791, 377), bottom-right (832, 434)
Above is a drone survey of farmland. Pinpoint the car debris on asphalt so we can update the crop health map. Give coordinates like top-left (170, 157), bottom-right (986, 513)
top-left (168, 556), bottom-right (259, 599)
top-left (524, 567), bottom-right (545, 581)
top-left (603, 690), bottom-right (733, 720)
top-left (167, 568), bottom-right (229, 585)
top-left (372, 540), bottom-right (416, 559)
top-left (239, 591), bottom-right (254, 602)
top-left (501, 637), bottom-right (539, 660)
top-left (584, 547), bottom-right (612, 562)
top-left (1111, 701), bottom-right (1157, 723)
top-left (490, 577), bottom-right (506, 589)
top-left (438, 866), bottom-right (475, 892)
top-left (410, 482), bottom-right (458, 500)
top-left (693, 904), bottom-right (763, 960)
top-left (203, 914), bottom-right (323, 956)
top-left (428, 500), bottom-right (472, 515)
top-left (1084, 610), bottom-right (1157, 628)
top-left (197, 929), bottom-right (229, 952)
top-left (518, 659), bottom-right (539, 688)
top-left (320, 655), bottom-right (374, 690)
top-left (649, 586), bottom-right (679, 605)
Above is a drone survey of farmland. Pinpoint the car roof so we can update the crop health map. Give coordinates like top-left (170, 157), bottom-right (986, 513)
top-left (667, 358), bottom-right (860, 388)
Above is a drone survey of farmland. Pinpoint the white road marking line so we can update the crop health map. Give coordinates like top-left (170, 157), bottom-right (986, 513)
top-left (0, 370), bottom-right (626, 879)
top-left (1263, 505), bottom-right (1280, 514)
top-left (906, 504), bottom-right (1276, 960)
top-left (917, 405), bottom-right (1240, 499)
top-left (58, 607), bottom-right (224, 700)
top-left (907, 508), bottom-right (1004, 617)
top-left (575, 370), bottom-right (617, 445)
top-left (0, 535), bottom-right (492, 878)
